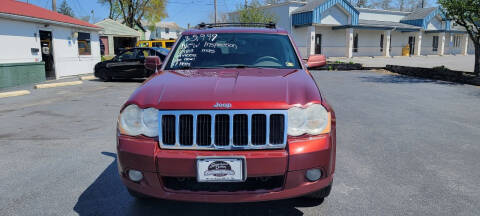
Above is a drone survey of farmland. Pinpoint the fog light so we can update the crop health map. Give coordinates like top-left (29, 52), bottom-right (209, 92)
top-left (128, 170), bottom-right (143, 182)
top-left (305, 169), bottom-right (322, 182)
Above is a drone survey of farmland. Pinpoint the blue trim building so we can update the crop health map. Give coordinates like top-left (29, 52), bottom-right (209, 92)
top-left (230, 0), bottom-right (473, 58)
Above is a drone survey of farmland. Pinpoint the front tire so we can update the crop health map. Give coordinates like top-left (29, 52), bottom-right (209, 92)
top-left (100, 69), bottom-right (112, 82)
top-left (305, 184), bottom-right (332, 200)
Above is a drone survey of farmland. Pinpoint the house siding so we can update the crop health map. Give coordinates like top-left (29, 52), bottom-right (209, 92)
top-left (0, 17), bottom-right (100, 80)
top-left (317, 27), bottom-right (346, 57)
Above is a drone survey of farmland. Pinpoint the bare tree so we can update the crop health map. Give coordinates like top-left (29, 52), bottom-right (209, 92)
top-left (397, 0), bottom-right (406, 11)
top-left (353, 0), bottom-right (369, 8)
top-left (379, 0), bottom-right (392, 10)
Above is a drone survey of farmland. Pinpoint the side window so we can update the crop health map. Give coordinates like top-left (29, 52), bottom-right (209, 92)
top-left (165, 42), bottom-right (174, 49)
top-left (137, 49), bottom-right (150, 59)
top-left (150, 50), bottom-right (166, 61)
top-left (118, 50), bottom-right (136, 61)
top-left (149, 49), bottom-right (157, 57)
top-left (152, 42), bottom-right (163, 48)
top-left (78, 32), bottom-right (91, 55)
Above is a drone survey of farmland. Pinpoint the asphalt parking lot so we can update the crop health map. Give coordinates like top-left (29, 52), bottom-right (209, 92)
top-left (1, 70), bottom-right (480, 216)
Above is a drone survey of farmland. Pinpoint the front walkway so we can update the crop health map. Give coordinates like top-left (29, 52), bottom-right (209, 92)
top-left (328, 55), bottom-right (475, 72)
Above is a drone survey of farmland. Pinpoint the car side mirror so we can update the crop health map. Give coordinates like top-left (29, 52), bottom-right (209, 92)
top-left (306, 54), bottom-right (326, 69)
top-left (144, 56), bottom-right (162, 72)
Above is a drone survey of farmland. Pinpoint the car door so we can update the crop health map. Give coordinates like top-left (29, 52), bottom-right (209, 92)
top-left (107, 49), bottom-right (140, 78)
top-left (134, 48), bottom-right (153, 77)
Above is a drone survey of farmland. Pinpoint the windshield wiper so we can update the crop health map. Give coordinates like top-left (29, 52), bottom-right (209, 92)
top-left (176, 66), bottom-right (221, 70)
top-left (220, 64), bottom-right (265, 69)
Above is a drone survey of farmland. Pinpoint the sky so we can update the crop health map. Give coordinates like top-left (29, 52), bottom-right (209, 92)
top-left (17, 0), bottom-right (249, 28)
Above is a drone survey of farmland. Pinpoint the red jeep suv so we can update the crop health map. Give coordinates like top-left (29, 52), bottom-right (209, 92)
top-left (116, 23), bottom-right (336, 203)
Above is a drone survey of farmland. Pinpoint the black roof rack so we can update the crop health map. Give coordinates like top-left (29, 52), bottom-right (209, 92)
top-left (196, 22), bottom-right (276, 29)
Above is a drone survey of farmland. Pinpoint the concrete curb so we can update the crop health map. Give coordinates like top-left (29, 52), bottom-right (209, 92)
top-left (34, 81), bottom-right (83, 89)
top-left (79, 75), bottom-right (96, 80)
top-left (0, 90), bottom-right (31, 98)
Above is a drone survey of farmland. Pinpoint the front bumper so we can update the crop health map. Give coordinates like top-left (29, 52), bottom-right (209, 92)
top-left (117, 133), bottom-right (335, 203)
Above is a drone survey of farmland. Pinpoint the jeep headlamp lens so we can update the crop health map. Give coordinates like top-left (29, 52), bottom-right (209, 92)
top-left (288, 104), bottom-right (330, 136)
top-left (288, 107), bottom-right (306, 136)
top-left (142, 108), bottom-right (159, 137)
top-left (119, 105), bottom-right (159, 137)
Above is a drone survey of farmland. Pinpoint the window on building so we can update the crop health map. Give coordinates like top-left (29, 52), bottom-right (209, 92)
top-left (165, 28), bottom-right (170, 34)
top-left (380, 34), bottom-right (384, 52)
top-left (453, 35), bottom-right (462, 48)
top-left (78, 32), bottom-right (91, 55)
top-left (353, 33), bottom-right (359, 53)
top-left (432, 36), bottom-right (439, 52)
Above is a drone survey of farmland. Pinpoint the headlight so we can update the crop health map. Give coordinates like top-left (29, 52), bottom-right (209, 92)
top-left (288, 104), bottom-right (330, 136)
top-left (119, 104), bottom-right (159, 137)
top-left (142, 108), bottom-right (159, 137)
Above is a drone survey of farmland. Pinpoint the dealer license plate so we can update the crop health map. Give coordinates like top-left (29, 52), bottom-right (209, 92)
top-left (197, 157), bottom-right (246, 182)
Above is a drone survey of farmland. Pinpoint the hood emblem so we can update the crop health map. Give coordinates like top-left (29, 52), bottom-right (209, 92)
top-left (213, 102), bottom-right (232, 109)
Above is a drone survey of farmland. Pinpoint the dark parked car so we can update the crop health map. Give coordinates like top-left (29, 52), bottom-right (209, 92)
top-left (94, 47), bottom-right (168, 81)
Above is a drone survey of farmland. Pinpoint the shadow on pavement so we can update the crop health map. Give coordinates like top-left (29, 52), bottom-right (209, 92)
top-left (359, 74), bottom-right (463, 85)
top-left (73, 152), bottom-right (323, 216)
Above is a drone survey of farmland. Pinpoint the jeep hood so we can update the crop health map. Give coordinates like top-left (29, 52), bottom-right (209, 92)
top-left (125, 68), bottom-right (322, 110)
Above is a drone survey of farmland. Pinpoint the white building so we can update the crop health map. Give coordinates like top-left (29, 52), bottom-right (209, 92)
top-left (0, 0), bottom-right (102, 88)
top-left (96, 19), bottom-right (141, 56)
top-left (230, 0), bottom-right (474, 59)
top-left (147, 22), bottom-right (185, 40)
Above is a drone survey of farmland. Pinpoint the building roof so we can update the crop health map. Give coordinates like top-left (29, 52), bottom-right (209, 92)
top-left (152, 22), bottom-right (186, 31)
top-left (332, 19), bottom-right (422, 31)
top-left (356, 7), bottom-right (411, 15)
top-left (293, 0), bottom-right (328, 14)
top-left (401, 7), bottom-right (437, 20)
top-left (358, 19), bottom-right (421, 30)
top-left (0, 0), bottom-right (100, 29)
top-left (95, 19), bottom-right (141, 37)
top-left (292, 0), bottom-right (358, 14)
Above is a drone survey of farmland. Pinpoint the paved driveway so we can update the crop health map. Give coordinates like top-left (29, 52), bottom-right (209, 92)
top-left (329, 55), bottom-right (475, 72)
top-left (0, 71), bottom-right (479, 215)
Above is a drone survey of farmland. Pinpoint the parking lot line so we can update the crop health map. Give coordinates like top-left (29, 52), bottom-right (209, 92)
top-left (34, 81), bottom-right (83, 89)
top-left (0, 90), bottom-right (31, 98)
top-left (79, 75), bottom-right (96, 80)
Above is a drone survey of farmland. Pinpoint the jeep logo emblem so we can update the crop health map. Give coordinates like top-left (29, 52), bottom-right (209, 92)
top-left (213, 102), bottom-right (232, 109)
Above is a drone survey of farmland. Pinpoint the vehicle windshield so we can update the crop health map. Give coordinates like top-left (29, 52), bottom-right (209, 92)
top-left (165, 33), bottom-right (301, 70)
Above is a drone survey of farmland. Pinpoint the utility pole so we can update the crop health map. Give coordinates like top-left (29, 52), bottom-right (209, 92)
top-left (214, 0), bottom-right (217, 24)
top-left (421, 0), bottom-right (425, 8)
top-left (52, 0), bottom-right (56, 11)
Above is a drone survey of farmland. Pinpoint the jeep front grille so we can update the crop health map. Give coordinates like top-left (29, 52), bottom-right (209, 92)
top-left (158, 110), bottom-right (287, 150)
